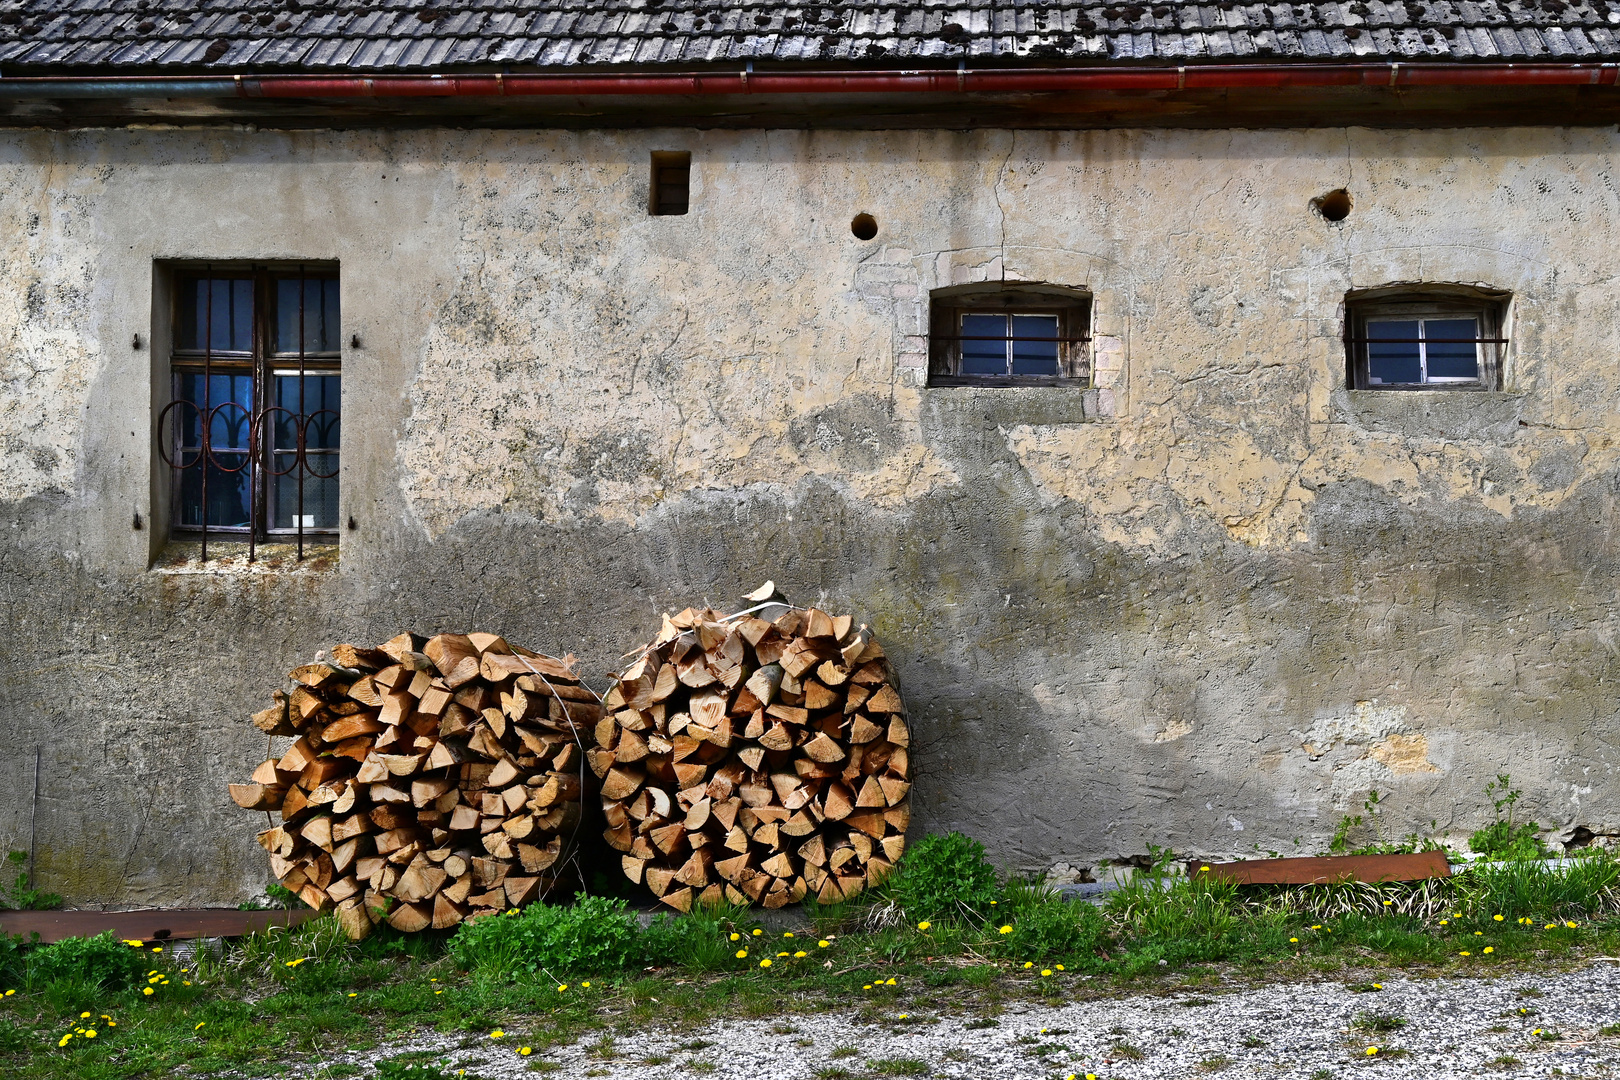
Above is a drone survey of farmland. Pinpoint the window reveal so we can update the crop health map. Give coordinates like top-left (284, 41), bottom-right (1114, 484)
top-left (1344, 289), bottom-right (1507, 391)
top-left (159, 268), bottom-right (340, 561)
top-left (928, 285), bottom-right (1091, 386)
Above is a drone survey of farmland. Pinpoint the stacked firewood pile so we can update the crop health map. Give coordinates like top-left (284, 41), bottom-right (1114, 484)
top-left (591, 587), bottom-right (912, 911)
top-left (229, 633), bottom-right (597, 939)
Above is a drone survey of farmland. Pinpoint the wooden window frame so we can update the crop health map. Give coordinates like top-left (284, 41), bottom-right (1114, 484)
top-left (162, 263), bottom-right (341, 559)
top-left (1345, 288), bottom-right (1508, 391)
top-left (928, 284), bottom-right (1092, 387)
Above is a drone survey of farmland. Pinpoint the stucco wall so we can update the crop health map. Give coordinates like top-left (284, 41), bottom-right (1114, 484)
top-left (2, 123), bottom-right (1617, 906)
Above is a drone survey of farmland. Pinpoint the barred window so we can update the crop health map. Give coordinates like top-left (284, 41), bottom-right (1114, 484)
top-left (160, 266), bottom-right (340, 558)
top-left (929, 284), bottom-right (1091, 387)
top-left (1346, 288), bottom-right (1507, 390)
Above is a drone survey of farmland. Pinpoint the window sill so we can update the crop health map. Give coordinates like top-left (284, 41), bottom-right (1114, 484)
top-left (152, 540), bottom-right (339, 575)
top-left (921, 382), bottom-right (1113, 424)
top-left (1331, 388), bottom-right (1525, 443)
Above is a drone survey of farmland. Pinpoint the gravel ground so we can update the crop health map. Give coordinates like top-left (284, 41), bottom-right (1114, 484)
top-left (311, 961), bottom-right (1620, 1080)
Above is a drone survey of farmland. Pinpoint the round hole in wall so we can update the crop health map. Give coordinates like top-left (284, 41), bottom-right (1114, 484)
top-left (1313, 188), bottom-right (1353, 222)
top-left (850, 213), bottom-right (878, 241)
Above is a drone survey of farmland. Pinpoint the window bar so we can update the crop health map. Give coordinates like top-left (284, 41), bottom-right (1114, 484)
top-left (247, 274), bottom-right (258, 566)
top-left (201, 271), bottom-right (212, 563)
top-left (296, 264), bottom-right (306, 562)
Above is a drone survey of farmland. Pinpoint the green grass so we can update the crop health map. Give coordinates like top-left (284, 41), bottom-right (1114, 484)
top-left (3, 852), bottom-right (1619, 1078)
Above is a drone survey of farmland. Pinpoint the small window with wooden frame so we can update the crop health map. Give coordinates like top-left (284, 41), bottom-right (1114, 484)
top-left (928, 283), bottom-right (1091, 387)
top-left (157, 263), bottom-right (341, 561)
top-left (1345, 286), bottom-right (1509, 390)
top-left (649, 151), bottom-right (691, 216)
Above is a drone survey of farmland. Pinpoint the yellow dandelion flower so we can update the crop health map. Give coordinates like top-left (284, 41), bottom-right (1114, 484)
top-left (1567, 921), bottom-right (1579, 928)
top-left (897, 1014), bottom-right (909, 1020)
top-left (1199, 866), bottom-right (1210, 872)
top-left (784, 932), bottom-right (795, 938)
top-left (917, 921), bottom-right (931, 932)
top-left (1459, 951), bottom-right (1472, 957)
top-left (1311, 925), bottom-right (1321, 930)
top-left (520, 1047), bottom-right (532, 1056)
top-left (80, 1012), bottom-right (91, 1019)
top-left (1372, 983), bottom-right (1383, 990)
top-left (84, 1029), bottom-right (97, 1038)
top-left (435, 990), bottom-right (444, 995)
top-left (795, 951), bottom-right (807, 958)
top-left (730, 933), bottom-right (740, 941)
top-left (183, 981), bottom-right (192, 986)
top-left (760, 959), bottom-right (772, 968)
top-left (143, 987), bottom-right (154, 996)
top-left (736, 949), bottom-right (748, 959)
top-left (1484, 947), bottom-right (1494, 954)
top-left (58, 1035), bottom-right (71, 1047)
top-left (4, 990), bottom-right (12, 996)
top-left (348, 993), bottom-right (357, 998)
top-left (582, 981), bottom-right (591, 988)
top-left (1439, 919), bottom-right (1448, 925)
top-left (819, 940), bottom-right (830, 948)
top-left (885, 978), bottom-right (897, 985)
top-left (195, 1022), bottom-right (206, 1030)
top-left (1040, 970), bottom-right (1052, 977)
top-left (1055, 965), bottom-right (1065, 971)
top-left (557, 984), bottom-right (568, 992)
top-left (1290, 938), bottom-right (1299, 943)
top-left (1494, 914), bottom-right (1504, 922)
top-left (864, 984), bottom-right (873, 990)
top-left (1383, 900), bottom-right (1392, 906)
top-left (999, 925), bottom-right (1013, 935)
top-left (1023, 962), bottom-right (1033, 969)
top-left (152, 947), bottom-right (162, 953)
top-left (1546, 923), bottom-right (1557, 930)
top-left (1366, 1046), bottom-right (1379, 1056)
top-left (490, 1030), bottom-right (505, 1039)
top-left (107, 1022), bottom-right (116, 1028)
top-left (778, 952), bottom-right (790, 957)
top-left (1474, 932), bottom-right (1484, 937)
top-left (752, 929), bottom-right (763, 936)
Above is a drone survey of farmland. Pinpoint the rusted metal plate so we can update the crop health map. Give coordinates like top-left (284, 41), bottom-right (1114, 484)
top-left (0, 908), bottom-right (317, 945)
top-left (1188, 850), bottom-right (1452, 886)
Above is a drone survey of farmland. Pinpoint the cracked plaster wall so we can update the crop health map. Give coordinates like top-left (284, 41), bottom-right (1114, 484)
top-left (2, 123), bottom-right (1619, 904)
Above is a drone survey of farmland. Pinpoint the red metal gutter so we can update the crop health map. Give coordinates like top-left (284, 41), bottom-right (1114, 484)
top-left (0, 63), bottom-right (1614, 99)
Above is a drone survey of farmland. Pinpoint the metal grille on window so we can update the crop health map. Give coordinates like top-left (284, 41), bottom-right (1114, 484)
top-left (158, 268), bottom-right (340, 561)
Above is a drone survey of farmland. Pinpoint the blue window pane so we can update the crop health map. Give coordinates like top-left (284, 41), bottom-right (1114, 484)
top-left (177, 454), bottom-right (253, 529)
top-left (275, 278), bottom-right (341, 354)
top-left (1010, 314), bottom-right (1060, 376)
top-left (274, 457), bottom-right (339, 530)
top-left (178, 278), bottom-right (254, 352)
top-left (273, 374), bottom-right (341, 450)
top-left (174, 371), bottom-right (254, 528)
top-left (960, 314), bottom-right (1008, 375)
top-left (271, 373), bottom-right (340, 530)
top-left (1366, 320), bottom-right (1421, 385)
top-left (1424, 318), bottom-right (1480, 380)
top-left (176, 372), bottom-right (254, 450)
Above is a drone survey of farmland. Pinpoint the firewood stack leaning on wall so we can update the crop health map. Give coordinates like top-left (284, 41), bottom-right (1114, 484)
top-left (593, 585), bottom-right (912, 911)
top-left (228, 633), bottom-right (598, 939)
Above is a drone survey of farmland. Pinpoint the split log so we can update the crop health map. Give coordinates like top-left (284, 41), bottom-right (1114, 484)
top-left (596, 585), bottom-right (909, 910)
top-left (230, 633), bottom-right (596, 938)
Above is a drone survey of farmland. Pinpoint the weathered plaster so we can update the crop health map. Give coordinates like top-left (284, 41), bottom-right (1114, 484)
top-left (2, 124), bottom-right (1619, 904)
